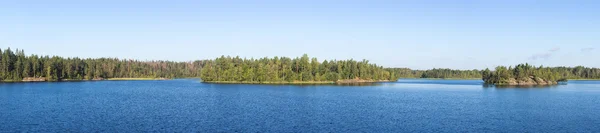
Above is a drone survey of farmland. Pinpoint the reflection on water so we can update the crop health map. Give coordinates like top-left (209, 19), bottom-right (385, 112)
top-left (334, 82), bottom-right (384, 86)
top-left (1, 79), bottom-right (599, 132)
top-left (395, 79), bottom-right (569, 89)
top-left (483, 84), bottom-right (562, 89)
top-left (395, 79), bottom-right (484, 85)
top-left (207, 82), bottom-right (385, 87)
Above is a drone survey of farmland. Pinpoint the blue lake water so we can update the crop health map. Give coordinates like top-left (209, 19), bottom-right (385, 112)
top-left (1, 79), bottom-right (599, 132)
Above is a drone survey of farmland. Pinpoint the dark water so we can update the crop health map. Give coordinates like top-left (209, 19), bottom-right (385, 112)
top-left (1, 79), bottom-right (599, 132)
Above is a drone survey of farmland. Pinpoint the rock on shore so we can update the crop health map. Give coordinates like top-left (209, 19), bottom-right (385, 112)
top-left (502, 76), bottom-right (558, 85)
top-left (22, 77), bottom-right (46, 82)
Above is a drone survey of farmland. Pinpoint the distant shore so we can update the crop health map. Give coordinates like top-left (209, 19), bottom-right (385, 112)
top-left (204, 81), bottom-right (335, 84)
top-left (400, 78), bottom-right (600, 80)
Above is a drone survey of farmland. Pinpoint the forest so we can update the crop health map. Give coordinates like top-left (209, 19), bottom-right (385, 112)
top-left (2, 48), bottom-right (600, 83)
top-left (199, 54), bottom-right (400, 83)
top-left (0, 48), bottom-right (203, 81)
top-left (386, 68), bottom-right (482, 79)
top-left (388, 66), bottom-right (600, 80)
top-left (482, 64), bottom-right (567, 85)
top-left (481, 63), bottom-right (600, 85)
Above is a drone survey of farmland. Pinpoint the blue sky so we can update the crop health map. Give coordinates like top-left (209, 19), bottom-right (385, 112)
top-left (1, 0), bottom-right (598, 70)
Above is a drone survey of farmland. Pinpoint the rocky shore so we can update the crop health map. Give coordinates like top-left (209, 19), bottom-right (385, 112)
top-left (498, 76), bottom-right (559, 85)
top-left (22, 77), bottom-right (46, 82)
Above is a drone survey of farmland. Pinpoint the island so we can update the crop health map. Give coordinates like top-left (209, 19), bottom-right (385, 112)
top-left (199, 54), bottom-right (401, 84)
top-left (482, 64), bottom-right (567, 85)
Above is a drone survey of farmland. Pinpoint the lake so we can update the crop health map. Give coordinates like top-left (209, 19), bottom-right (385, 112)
top-left (1, 79), bottom-right (599, 132)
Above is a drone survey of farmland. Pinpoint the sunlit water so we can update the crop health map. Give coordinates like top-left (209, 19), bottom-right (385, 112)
top-left (1, 79), bottom-right (599, 132)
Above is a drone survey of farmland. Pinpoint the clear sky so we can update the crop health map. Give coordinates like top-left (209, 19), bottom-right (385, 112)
top-left (1, 0), bottom-right (598, 70)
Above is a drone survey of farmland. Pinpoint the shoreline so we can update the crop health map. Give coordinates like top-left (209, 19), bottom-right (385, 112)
top-left (107, 78), bottom-right (169, 81)
top-left (203, 80), bottom-right (395, 85)
top-left (0, 78), bottom-right (172, 83)
top-left (566, 79), bottom-right (600, 81)
top-left (492, 83), bottom-right (560, 86)
top-left (398, 78), bottom-right (481, 80)
top-left (3, 78), bottom-right (599, 83)
top-left (203, 81), bottom-right (336, 84)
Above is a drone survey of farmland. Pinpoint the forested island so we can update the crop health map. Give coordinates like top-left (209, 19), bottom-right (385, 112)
top-left (199, 54), bottom-right (400, 84)
top-left (2, 47), bottom-right (600, 84)
top-left (482, 64), bottom-right (568, 85)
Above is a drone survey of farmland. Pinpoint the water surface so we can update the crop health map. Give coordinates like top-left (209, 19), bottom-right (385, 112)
top-left (1, 79), bottom-right (599, 132)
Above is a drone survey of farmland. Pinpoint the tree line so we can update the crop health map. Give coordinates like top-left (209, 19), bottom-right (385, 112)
top-left (551, 66), bottom-right (600, 79)
top-left (482, 63), bottom-right (567, 84)
top-left (2, 48), bottom-right (600, 82)
top-left (481, 63), bottom-right (600, 84)
top-left (0, 48), bottom-right (203, 81)
top-left (385, 68), bottom-right (482, 79)
top-left (200, 54), bottom-right (400, 82)
top-left (389, 66), bottom-right (600, 80)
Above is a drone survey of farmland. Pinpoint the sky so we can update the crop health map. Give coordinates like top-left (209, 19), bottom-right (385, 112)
top-left (1, 0), bottom-right (599, 70)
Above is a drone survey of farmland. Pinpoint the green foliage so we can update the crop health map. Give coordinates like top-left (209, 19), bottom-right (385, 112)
top-left (2, 48), bottom-right (599, 83)
top-left (385, 68), bottom-right (481, 79)
top-left (199, 55), bottom-right (399, 82)
top-left (387, 64), bottom-right (600, 81)
top-left (0, 48), bottom-right (202, 81)
top-left (482, 63), bottom-right (571, 84)
top-left (420, 68), bottom-right (482, 79)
